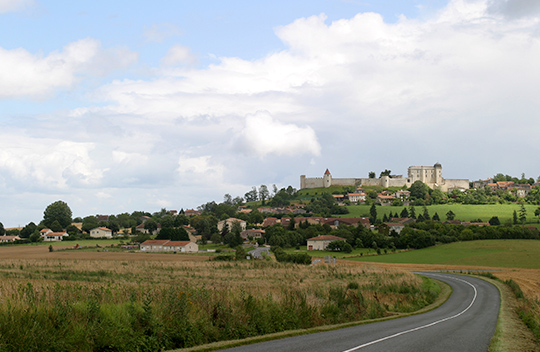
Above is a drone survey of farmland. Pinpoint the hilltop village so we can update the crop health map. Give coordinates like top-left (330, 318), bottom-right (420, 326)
top-left (2, 162), bottom-right (540, 256)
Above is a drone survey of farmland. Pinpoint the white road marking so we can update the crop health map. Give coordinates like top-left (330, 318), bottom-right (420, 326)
top-left (342, 275), bottom-right (478, 352)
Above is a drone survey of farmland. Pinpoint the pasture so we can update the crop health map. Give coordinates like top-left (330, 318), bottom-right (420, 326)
top-left (344, 203), bottom-right (540, 225)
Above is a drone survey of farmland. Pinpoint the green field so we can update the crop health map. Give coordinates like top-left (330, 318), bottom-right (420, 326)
top-left (347, 240), bottom-right (540, 269)
top-left (344, 203), bottom-right (540, 225)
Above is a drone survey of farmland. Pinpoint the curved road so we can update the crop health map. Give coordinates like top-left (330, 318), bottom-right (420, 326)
top-left (220, 273), bottom-right (500, 352)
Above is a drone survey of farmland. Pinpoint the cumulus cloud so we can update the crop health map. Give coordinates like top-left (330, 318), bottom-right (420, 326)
top-left (0, 0), bottom-right (32, 13)
top-left (0, 38), bottom-right (137, 98)
top-left (161, 44), bottom-right (197, 66)
top-left (0, 135), bottom-right (103, 190)
top-left (237, 111), bottom-right (321, 158)
top-left (487, 0), bottom-right (540, 19)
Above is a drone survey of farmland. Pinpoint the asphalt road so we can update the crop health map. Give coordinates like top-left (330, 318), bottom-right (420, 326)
top-left (219, 272), bottom-right (500, 352)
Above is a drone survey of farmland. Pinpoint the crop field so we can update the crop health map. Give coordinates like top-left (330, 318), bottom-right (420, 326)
top-left (347, 240), bottom-right (540, 300)
top-left (0, 245), bottom-right (440, 352)
top-left (344, 203), bottom-right (540, 225)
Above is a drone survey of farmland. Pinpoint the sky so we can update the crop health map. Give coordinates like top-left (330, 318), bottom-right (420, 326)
top-left (1, 0), bottom-right (540, 228)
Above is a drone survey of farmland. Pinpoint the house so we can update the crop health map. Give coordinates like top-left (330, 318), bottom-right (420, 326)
top-left (0, 235), bottom-right (21, 243)
top-left (89, 227), bottom-right (113, 239)
top-left (384, 222), bottom-right (406, 234)
top-left (240, 229), bottom-right (265, 241)
top-left (394, 190), bottom-right (411, 200)
top-left (307, 235), bottom-right (346, 251)
top-left (184, 209), bottom-right (201, 217)
top-left (332, 194), bottom-right (345, 202)
top-left (136, 223), bottom-right (162, 235)
top-left (261, 217), bottom-right (279, 227)
top-left (217, 218), bottom-right (247, 232)
top-left (347, 192), bottom-right (366, 204)
top-left (96, 215), bottom-right (109, 223)
top-left (376, 194), bottom-right (396, 206)
top-left (40, 228), bottom-right (52, 237)
top-left (140, 240), bottom-right (198, 253)
top-left (43, 231), bottom-right (69, 241)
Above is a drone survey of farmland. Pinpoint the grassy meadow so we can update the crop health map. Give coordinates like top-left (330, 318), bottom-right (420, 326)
top-left (347, 239), bottom-right (540, 269)
top-left (0, 258), bottom-right (440, 352)
top-left (344, 203), bottom-right (540, 225)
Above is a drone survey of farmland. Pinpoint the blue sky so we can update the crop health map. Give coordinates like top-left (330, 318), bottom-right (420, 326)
top-left (1, 0), bottom-right (540, 227)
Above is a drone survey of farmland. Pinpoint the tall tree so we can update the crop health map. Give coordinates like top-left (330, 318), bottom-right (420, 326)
top-left (446, 210), bottom-right (455, 221)
top-left (409, 205), bottom-right (417, 219)
top-left (259, 185), bottom-right (270, 204)
top-left (400, 208), bottom-right (409, 218)
top-left (370, 204), bottom-right (377, 224)
top-left (518, 204), bottom-right (527, 225)
top-left (43, 201), bottom-right (72, 229)
top-left (0, 222), bottom-right (4, 236)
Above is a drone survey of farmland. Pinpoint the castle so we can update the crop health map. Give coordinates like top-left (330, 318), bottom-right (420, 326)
top-left (300, 163), bottom-right (469, 192)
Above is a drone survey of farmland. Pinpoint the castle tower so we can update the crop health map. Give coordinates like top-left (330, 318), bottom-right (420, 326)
top-left (300, 175), bottom-right (306, 189)
top-left (323, 169), bottom-right (332, 188)
top-left (434, 162), bottom-right (442, 184)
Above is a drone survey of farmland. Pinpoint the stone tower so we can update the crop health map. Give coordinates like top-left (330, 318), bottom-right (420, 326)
top-left (323, 169), bottom-right (332, 188)
top-left (434, 162), bottom-right (442, 184)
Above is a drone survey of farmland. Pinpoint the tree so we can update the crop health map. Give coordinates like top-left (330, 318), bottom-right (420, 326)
top-left (43, 201), bottom-right (72, 229)
top-left (446, 210), bottom-right (455, 221)
top-left (244, 187), bottom-right (258, 202)
top-left (259, 185), bottom-right (270, 204)
top-left (400, 208), bottom-right (409, 218)
top-left (50, 220), bottom-right (63, 232)
top-left (370, 204), bottom-right (377, 224)
top-left (368, 171), bottom-right (376, 179)
top-left (518, 204), bottom-right (527, 225)
top-left (513, 210), bottom-right (518, 225)
top-left (144, 219), bottom-right (158, 235)
top-left (432, 212), bottom-right (440, 221)
top-left (488, 216), bottom-right (500, 226)
top-left (422, 206), bottom-right (430, 221)
top-left (409, 205), bottom-right (416, 219)
top-left (379, 169), bottom-right (392, 178)
top-left (409, 181), bottom-right (429, 200)
top-left (20, 222), bottom-right (37, 238)
top-left (535, 207), bottom-right (540, 223)
top-left (0, 222), bottom-right (4, 236)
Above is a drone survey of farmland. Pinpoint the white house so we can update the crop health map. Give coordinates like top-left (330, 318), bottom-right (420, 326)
top-left (89, 227), bottom-right (113, 238)
top-left (307, 235), bottom-right (346, 251)
top-left (217, 218), bottom-right (247, 232)
top-left (43, 232), bottom-right (69, 241)
top-left (140, 240), bottom-right (198, 253)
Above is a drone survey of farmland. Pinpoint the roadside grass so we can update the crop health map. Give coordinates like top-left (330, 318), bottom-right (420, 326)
top-left (347, 240), bottom-right (540, 269)
top-left (344, 203), bottom-right (540, 226)
top-left (0, 259), bottom-right (441, 352)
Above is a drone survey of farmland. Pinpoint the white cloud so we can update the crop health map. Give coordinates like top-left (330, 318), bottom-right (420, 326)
top-left (0, 0), bottom-right (32, 13)
top-left (162, 44), bottom-right (197, 66)
top-left (0, 135), bottom-right (103, 190)
top-left (0, 38), bottom-right (137, 98)
top-left (237, 111), bottom-right (321, 158)
top-left (177, 155), bottom-right (226, 185)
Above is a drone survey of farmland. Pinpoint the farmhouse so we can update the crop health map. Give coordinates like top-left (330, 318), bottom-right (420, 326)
top-left (43, 231), bottom-right (69, 241)
top-left (241, 229), bottom-right (265, 241)
top-left (307, 235), bottom-right (346, 251)
top-left (217, 218), bottom-right (247, 232)
top-left (140, 240), bottom-right (198, 253)
top-left (89, 227), bottom-right (113, 238)
top-left (0, 235), bottom-right (21, 243)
